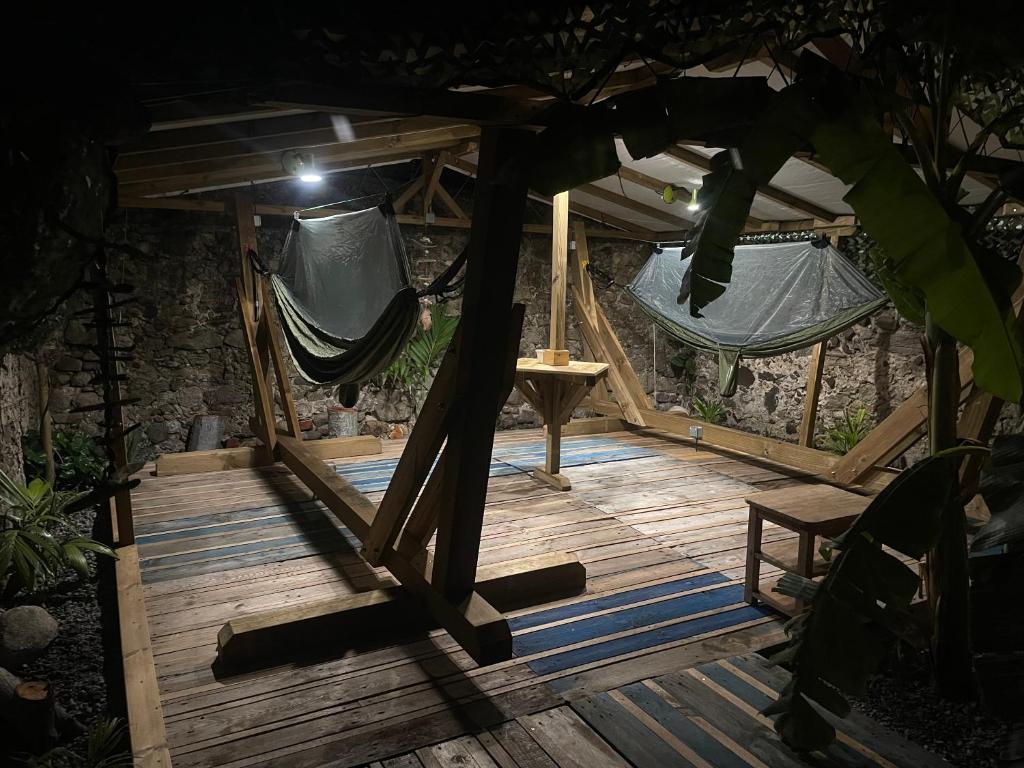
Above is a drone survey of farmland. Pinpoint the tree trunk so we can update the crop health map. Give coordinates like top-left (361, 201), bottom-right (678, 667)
top-left (925, 313), bottom-right (973, 699)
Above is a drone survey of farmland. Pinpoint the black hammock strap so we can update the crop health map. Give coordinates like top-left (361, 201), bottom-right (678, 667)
top-left (416, 245), bottom-right (468, 300)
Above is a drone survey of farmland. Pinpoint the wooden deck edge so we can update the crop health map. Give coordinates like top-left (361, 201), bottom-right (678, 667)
top-left (154, 436), bottom-right (382, 476)
top-left (114, 542), bottom-right (172, 767)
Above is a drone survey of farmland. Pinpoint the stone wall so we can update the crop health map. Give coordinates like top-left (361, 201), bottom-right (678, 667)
top-left (19, 185), bottom-right (1022, 466)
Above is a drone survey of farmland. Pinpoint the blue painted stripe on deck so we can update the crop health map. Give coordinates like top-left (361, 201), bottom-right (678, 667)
top-left (135, 503), bottom-right (331, 544)
top-left (528, 604), bottom-right (772, 677)
top-left (694, 661), bottom-right (878, 768)
top-left (508, 572), bottom-right (729, 632)
top-left (617, 682), bottom-right (751, 768)
top-left (134, 500), bottom-right (323, 537)
top-left (514, 583), bottom-right (747, 656)
top-left (139, 540), bottom-right (337, 583)
top-left (138, 526), bottom-right (357, 571)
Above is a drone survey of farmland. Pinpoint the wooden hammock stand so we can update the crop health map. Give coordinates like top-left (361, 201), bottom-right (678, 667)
top-left (218, 127), bottom-right (585, 668)
top-left (568, 228), bottom-right (1021, 493)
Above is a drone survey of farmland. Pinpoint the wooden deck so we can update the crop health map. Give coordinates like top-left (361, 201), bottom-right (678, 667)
top-left (121, 427), bottom-right (942, 767)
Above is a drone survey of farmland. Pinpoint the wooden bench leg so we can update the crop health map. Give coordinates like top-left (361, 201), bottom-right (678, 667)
top-left (744, 506), bottom-right (763, 605)
top-left (795, 531), bottom-right (816, 613)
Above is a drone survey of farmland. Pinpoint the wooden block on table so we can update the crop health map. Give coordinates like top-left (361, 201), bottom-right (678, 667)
top-left (536, 348), bottom-right (571, 366)
top-left (216, 551), bottom-right (586, 670)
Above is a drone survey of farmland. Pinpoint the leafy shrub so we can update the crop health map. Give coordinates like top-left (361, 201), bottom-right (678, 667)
top-left (825, 406), bottom-right (871, 454)
top-left (16, 716), bottom-right (130, 767)
top-left (691, 395), bottom-right (725, 424)
top-left (378, 304), bottom-right (459, 394)
top-left (23, 431), bottom-right (106, 491)
top-left (0, 470), bottom-right (116, 603)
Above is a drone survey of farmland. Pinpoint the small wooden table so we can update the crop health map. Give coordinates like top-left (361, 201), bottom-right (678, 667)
top-left (514, 358), bottom-right (610, 491)
top-left (744, 484), bottom-right (869, 615)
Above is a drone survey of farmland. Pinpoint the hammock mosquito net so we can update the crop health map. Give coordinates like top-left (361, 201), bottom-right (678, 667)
top-left (628, 240), bottom-right (887, 397)
top-left (269, 199), bottom-right (420, 406)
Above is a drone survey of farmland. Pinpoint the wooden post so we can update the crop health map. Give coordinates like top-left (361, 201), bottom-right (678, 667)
top-left (35, 361), bottom-right (55, 486)
top-left (234, 192), bottom-right (258, 313)
top-left (568, 222), bottom-right (649, 426)
top-left (431, 126), bottom-right (534, 601)
top-left (538, 190), bottom-right (570, 366)
top-left (797, 341), bottom-right (827, 447)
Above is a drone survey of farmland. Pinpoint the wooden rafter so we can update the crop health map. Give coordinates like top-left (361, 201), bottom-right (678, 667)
top-left (578, 181), bottom-right (695, 229)
top-left (117, 116), bottom-right (448, 172)
top-left (664, 145), bottom-right (839, 222)
top-left (117, 124), bottom-right (480, 190)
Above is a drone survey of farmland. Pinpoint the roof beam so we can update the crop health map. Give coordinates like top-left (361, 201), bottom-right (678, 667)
top-left (116, 116), bottom-right (449, 172)
top-left (663, 145), bottom-right (839, 222)
top-left (117, 125), bottom-right (480, 195)
top-left (577, 182), bottom-right (695, 229)
top-left (443, 154), bottom-right (651, 236)
top-left (254, 81), bottom-right (547, 126)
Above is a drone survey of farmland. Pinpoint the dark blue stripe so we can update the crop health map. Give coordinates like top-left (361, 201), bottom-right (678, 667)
top-left (140, 540), bottom-right (335, 583)
top-left (136, 503), bottom-right (331, 544)
top-left (135, 500), bottom-right (322, 537)
top-left (509, 572), bottom-right (728, 631)
top-left (515, 584), bottom-right (747, 656)
top-left (139, 526), bottom-right (357, 571)
top-left (696, 662), bottom-right (878, 768)
top-left (526, 605), bottom-right (772, 676)
top-left (617, 682), bottom-right (751, 768)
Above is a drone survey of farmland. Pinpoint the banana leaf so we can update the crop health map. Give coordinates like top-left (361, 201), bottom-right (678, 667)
top-left (765, 454), bottom-right (957, 751)
top-left (683, 71), bottom-right (1024, 400)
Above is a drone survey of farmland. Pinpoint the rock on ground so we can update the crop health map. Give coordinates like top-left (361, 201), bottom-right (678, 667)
top-left (0, 605), bottom-right (58, 667)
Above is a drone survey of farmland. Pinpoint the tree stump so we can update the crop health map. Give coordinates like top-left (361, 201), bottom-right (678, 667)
top-left (14, 680), bottom-right (57, 753)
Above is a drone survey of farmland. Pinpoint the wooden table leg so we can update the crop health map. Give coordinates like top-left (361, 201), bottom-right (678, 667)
top-left (744, 506), bottom-right (763, 605)
top-left (795, 531), bottom-right (816, 612)
top-left (533, 378), bottom-right (572, 491)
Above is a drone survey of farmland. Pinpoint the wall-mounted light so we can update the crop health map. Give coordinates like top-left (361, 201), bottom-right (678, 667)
top-left (281, 150), bottom-right (322, 183)
top-left (687, 187), bottom-right (700, 212)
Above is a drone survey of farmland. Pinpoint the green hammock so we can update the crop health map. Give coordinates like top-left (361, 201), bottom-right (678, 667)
top-left (628, 240), bottom-right (887, 396)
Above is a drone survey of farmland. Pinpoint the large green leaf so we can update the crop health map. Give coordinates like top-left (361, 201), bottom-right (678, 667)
top-left (766, 453), bottom-right (958, 750)
top-left (809, 99), bottom-right (1024, 401)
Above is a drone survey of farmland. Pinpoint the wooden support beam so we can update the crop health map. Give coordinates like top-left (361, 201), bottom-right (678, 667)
top-left (592, 399), bottom-right (840, 478)
top-left (422, 151), bottom-right (447, 215)
top-left (117, 116), bottom-right (444, 172)
top-left (431, 126), bottom-right (534, 601)
top-left (536, 190), bottom-right (571, 366)
top-left (392, 174), bottom-right (425, 213)
top-left (568, 221), bottom-right (650, 425)
top-left (259, 277), bottom-right (301, 438)
top-left (276, 434), bottom-right (513, 664)
top-left (798, 341), bottom-right (827, 447)
top-left (235, 281), bottom-right (277, 456)
top-left (434, 183), bottom-right (468, 220)
top-left (117, 125), bottom-right (479, 187)
top-left (578, 182), bottom-right (695, 229)
top-left (663, 145), bottom-right (839, 222)
top-left (153, 436), bottom-right (381, 476)
top-left (360, 324), bottom-right (464, 565)
top-left (216, 551), bottom-right (586, 670)
top-left (830, 350), bottom-right (976, 485)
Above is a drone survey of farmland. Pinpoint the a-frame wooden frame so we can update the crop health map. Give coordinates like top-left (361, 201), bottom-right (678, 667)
top-left (221, 127), bottom-right (585, 668)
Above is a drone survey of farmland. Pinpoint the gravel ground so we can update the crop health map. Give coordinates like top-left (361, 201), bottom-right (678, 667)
top-left (851, 661), bottom-right (1012, 767)
top-left (2, 503), bottom-right (124, 761)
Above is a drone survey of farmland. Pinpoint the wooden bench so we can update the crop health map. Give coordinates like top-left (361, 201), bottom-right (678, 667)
top-left (744, 484), bottom-right (869, 615)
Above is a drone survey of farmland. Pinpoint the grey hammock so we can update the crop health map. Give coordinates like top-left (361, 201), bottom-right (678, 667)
top-left (269, 200), bottom-right (419, 406)
top-left (628, 240), bottom-right (887, 396)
